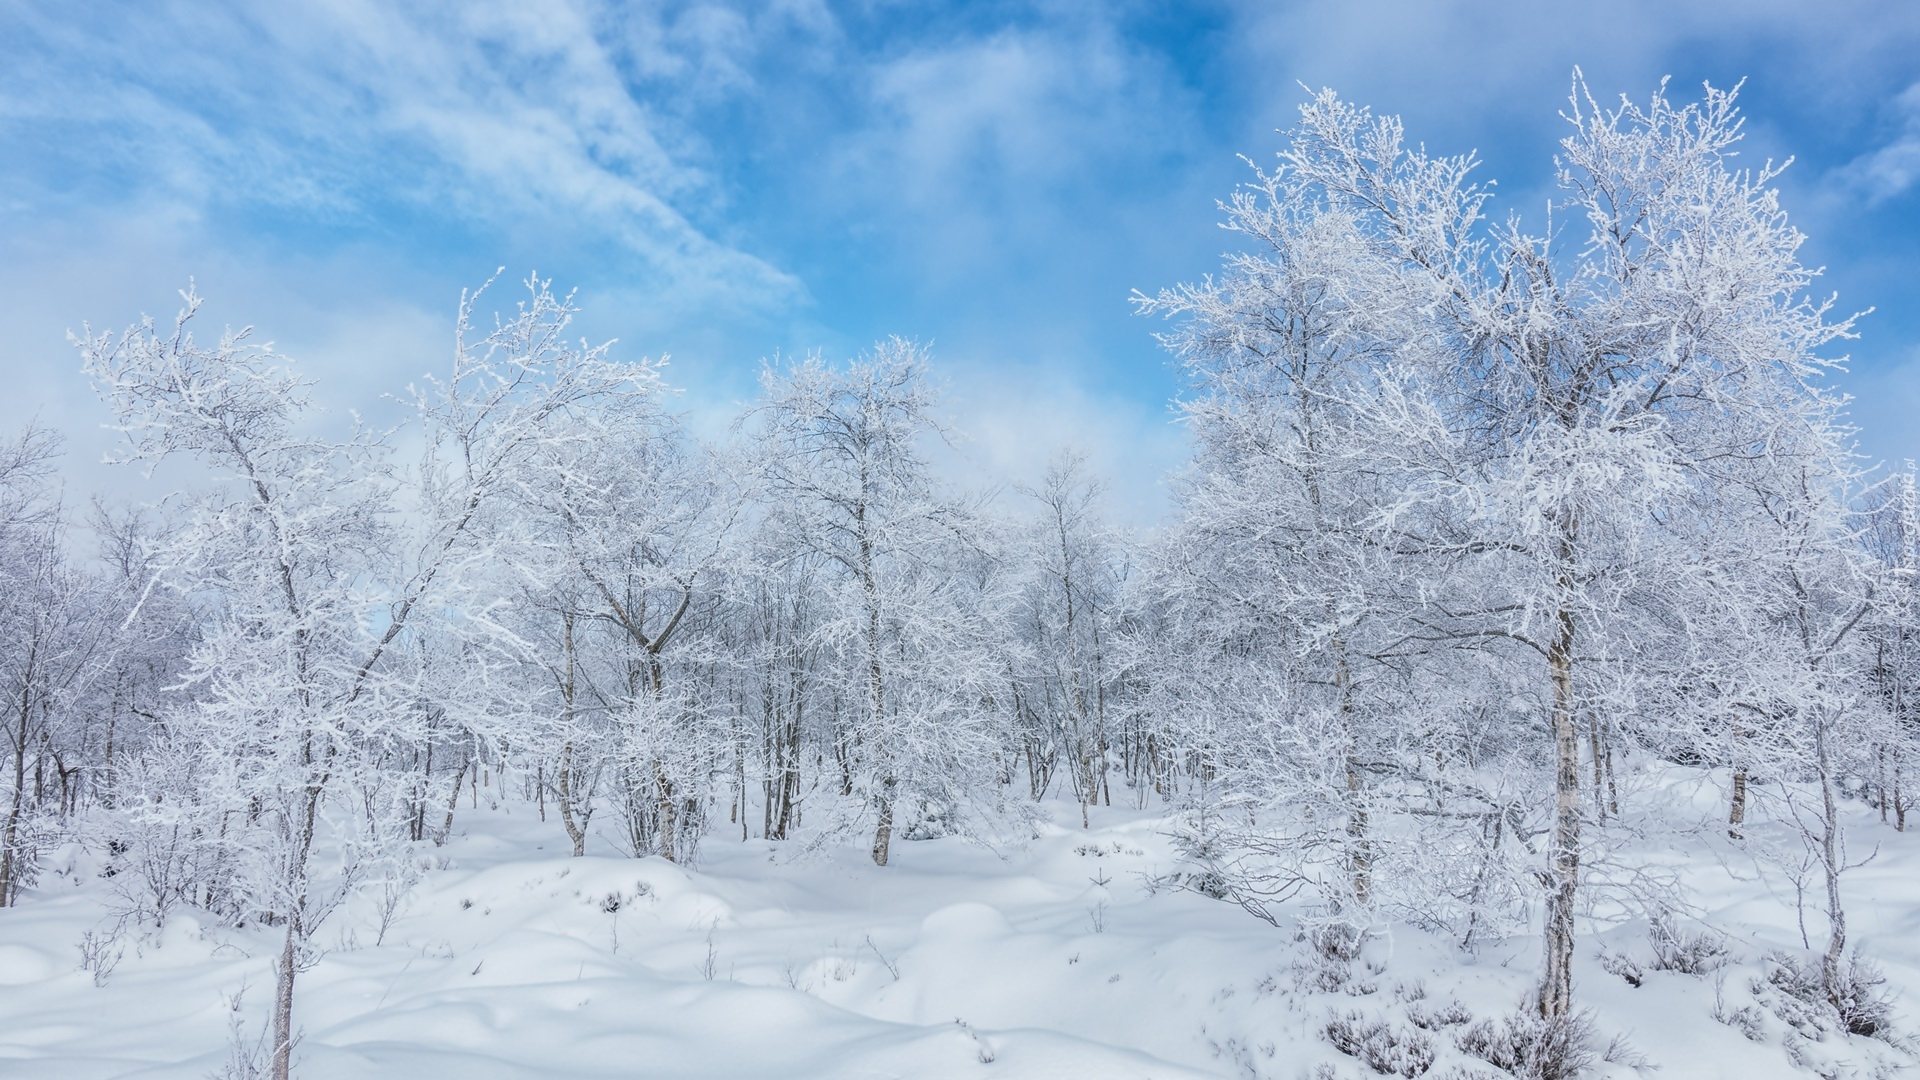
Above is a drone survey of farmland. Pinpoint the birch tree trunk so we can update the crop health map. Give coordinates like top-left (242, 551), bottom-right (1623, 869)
top-left (1540, 522), bottom-right (1581, 1021)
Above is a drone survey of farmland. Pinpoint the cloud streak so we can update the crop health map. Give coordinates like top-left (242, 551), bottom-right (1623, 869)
top-left (1836, 83), bottom-right (1920, 205)
top-left (1, 0), bottom-right (804, 312)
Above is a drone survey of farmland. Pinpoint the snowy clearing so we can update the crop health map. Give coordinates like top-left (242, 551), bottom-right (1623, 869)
top-left (1, 777), bottom-right (1914, 1080)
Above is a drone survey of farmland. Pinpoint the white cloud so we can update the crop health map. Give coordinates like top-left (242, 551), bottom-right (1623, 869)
top-left (935, 363), bottom-right (1187, 526)
top-left (823, 16), bottom-right (1202, 275)
top-left (1, 0), bottom-right (808, 314)
top-left (869, 29), bottom-right (1132, 190)
top-left (1835, 83), bottom-right (1920, 204)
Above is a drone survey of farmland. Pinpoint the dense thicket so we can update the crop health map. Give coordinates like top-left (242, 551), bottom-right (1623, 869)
top-left (3, 79), bottom-right (1913, 1077)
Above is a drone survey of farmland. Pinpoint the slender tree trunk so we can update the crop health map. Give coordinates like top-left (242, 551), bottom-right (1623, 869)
top-left (1896, 751), bottom-right (1908, 833)
top-left (655, 766), bottom-right (677, 863)
top-left (439, 757), bottom-right (468, 847)
top-left (1333, 636), bottom-right (1371, 909)
top-left (1587, 713), bottom-right (1607, 824)
top-left (1728, 707), bottom-right (1751, 839)
top-left (554, 746), bottom-right (587, 857)
top-left (857, 503), bottom-right (894, 867)
top-left (553, 610), bottom-right (587, 856)
top-left (410, 739), bottom-right (434, 842)
top-left (0, 684), bottom-right (33, 907)
top-left (1876, 745), bottom-right (1890, 823)
top-left (775, 680), bottom-right (802, 839)
top-left (1539, 554), bottom-right (1581, 1021)
top-left (1897, 650), bottom-right (1910, 833)
top-left (1602, 718), bottom-right (1620, 818)
top-left (1728, 768), bottom-right (1749, 841)
top-left (1814, 712), bottom-right (1849, 1012)
top-left (1462, 810), bottom-right (1506, 952)
top-left (271, 917), bottom-right (300, 1080)
top-left (271, 768), bottom-right (324, 1080)
top-left (102, 696), bottom-right (118, 809)
top-left (871, 775), bottom-right (896, 867)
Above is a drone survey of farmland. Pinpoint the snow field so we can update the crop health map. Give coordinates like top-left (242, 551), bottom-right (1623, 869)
top-left (0, 786), bottom-right (1914, 1078)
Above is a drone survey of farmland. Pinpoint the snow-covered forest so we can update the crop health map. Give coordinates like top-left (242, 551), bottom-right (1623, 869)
top-left (4, 80), bottom-right (1919, 1080)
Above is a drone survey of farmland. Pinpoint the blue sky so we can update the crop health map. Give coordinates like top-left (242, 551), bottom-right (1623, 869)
top-left (3, 0), bottom-right (1918, 519)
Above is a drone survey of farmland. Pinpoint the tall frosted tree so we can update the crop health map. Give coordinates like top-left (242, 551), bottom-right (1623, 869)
top-left (744, 342), bottom-right (999, 865)
top-left (1156, 76), bottom-right (1861, 1018)
top-left (1137, 165), bottom-right (1443, 923)
top-left (1006, 450), bottom-right (1123, 827)
top-left (78, 277), bottom-right (657, 1079)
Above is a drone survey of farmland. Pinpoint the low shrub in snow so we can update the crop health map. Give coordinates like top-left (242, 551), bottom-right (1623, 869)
top-left (1310, 922), bottom-right (1366, 963)
top-left (1453, 1008), bottom-right (1596, 1080)
top-left (1406, 997), bottom-right (1474, 1032)
top-left (1832, 957), bottom-right (1897, 1040)
top-left (1760, 950), bottom-right (1898, 1041)
top-left (1598, 914), bottom-right (1730, 989)
top-left (1597, 949), bottom-right (1644, 988)
top-left (1322, 1010), bottom-right (1437, 1077)
top-left (1710, 977), bottom-right (1768, 1043)
top-left (1645, 913), bottom-right (1732, 976)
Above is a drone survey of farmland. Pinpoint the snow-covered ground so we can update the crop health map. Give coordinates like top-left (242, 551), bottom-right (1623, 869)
top-left (0, 779), bottom-right (1915, 1079)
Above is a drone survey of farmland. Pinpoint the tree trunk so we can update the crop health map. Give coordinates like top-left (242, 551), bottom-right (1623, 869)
top-left (655, 765), bottom-right (677, 862)
top-left (1540, 597), bottom-right (1580, 1021)
top-left (858, 498), bottom-right (892, 868)
top-left (1814, 712), bottom-right (1849, 1013)
top-left (271, 917), bottom-right (300, 1080)
top-left (555, 747), bottom-right (586, 857)
top-left (871, 774), bottom-right (896, 867)
top-left (1600, 718), bottom-right (1620, 818)
top-left (272, 773), bottom-right (324, 1080)
top-left (1334, 637), bottom-right (1371, 908)
top-left (1728, 767), bottom-right (1748, 841)
top-left (1896, 752), bottom-right (1908, 833)
top-left (554, 610), bottom-right (586, 856)
top-left (0, 685), bottom-right (32, 907)
top-left (439, 757), bottom-right (469, 847)
top-left (1587, 714), bottom-right (1607, 824)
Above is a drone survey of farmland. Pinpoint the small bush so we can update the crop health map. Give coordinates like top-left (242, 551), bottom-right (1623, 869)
top-left (1311, 922), bottom-right (1366, 963)
top-left (1646, 914), bottom-right (1730, 976)
top-left (76, 924), bottom-right (125, 987)
top-left (1832, 955), bottom-right (1895, 1039)
top-left (1599, 1033), bottom-right (1651, 1070)
top-left (1294, 953), bottom-right (1352, 994)
top-left (1761, 950), bottom-right (1896, 1040)
top-left (1756, 957), bottom-right (1828, 1041)
top-left (1407, 998), bottom-right (1474, 1032)
top-left (1323, 1010), bottom-right (1436, 1077)
top-left (1287, 923), bottom-right (1373, 994)
top-left (1455, 1008), bottom-right (1596, 1080)
top-left (901, 802), bottom-right (953, 841)
top-left (1714, 1001), bottom-right (1767, 1042)
top-left (1597, 949), bottom-right (1643, 988)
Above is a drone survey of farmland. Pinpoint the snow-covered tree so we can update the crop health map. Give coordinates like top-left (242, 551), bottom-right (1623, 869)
top-left (514, 405), bottom-right (737, 861)
top-left (77, 275), bottom-right (658, 1079)
top-left (1005, 450), bottom-right (1125, 825)
top-left (1142, 74), bottom-right (1863, 1019)
top-left (0, 428), bottom-right (121, 903)
top-left (742, 343), bottom-right (1002, 865)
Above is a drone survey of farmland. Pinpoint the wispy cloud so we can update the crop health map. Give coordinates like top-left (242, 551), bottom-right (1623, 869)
top-left (813, 14), bottom-right (1208, 299)
top-left (1835, 82), bottom-right (1920, 205)
top-left (0, 0), bottom-right (807, 313)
